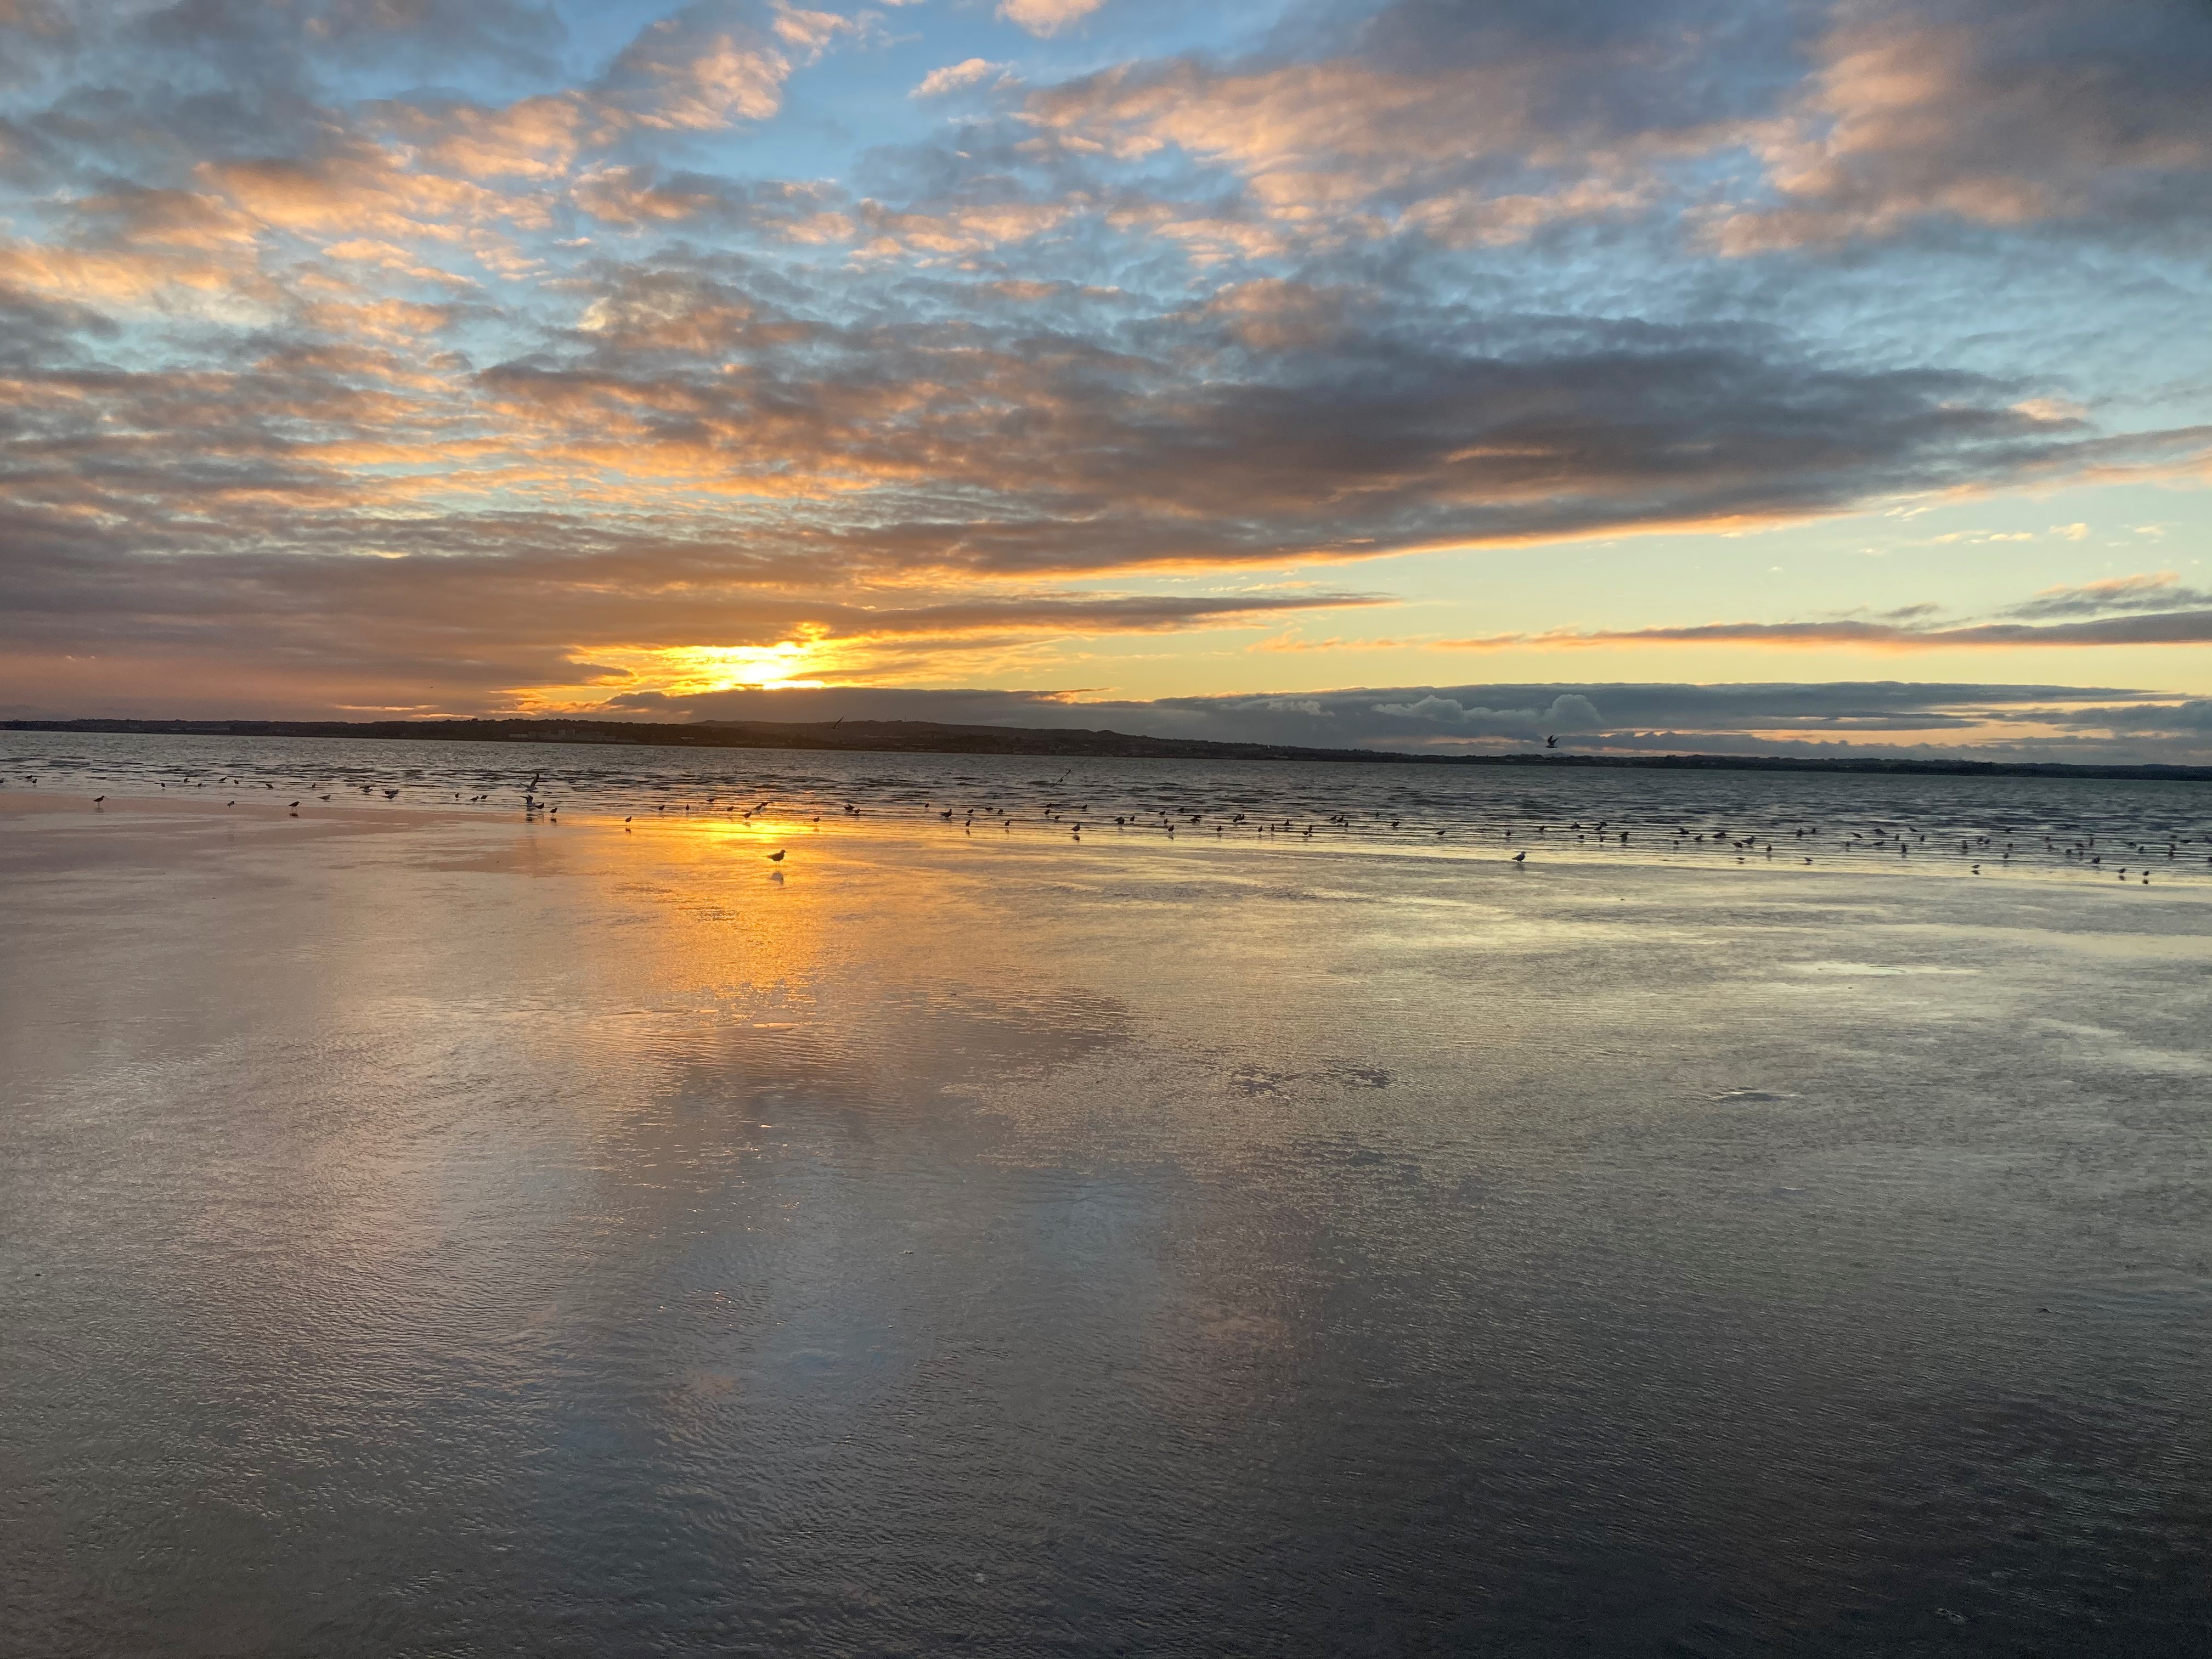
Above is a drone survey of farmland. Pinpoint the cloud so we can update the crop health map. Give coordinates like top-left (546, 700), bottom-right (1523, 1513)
top-left (913, 59), bottom-right (1012, 99)
top-left (2047, 698), bottom-right (2212, 736)
top-left (367, 93), bottom-right (588, 181)
top-left (1709, 0), bottom-right (2212, 252)
top-left (2006, 572), bottom-right (2212, 620)
top-left (0, 464), bottom-right (1386, 709)
top-left (999, 0), bottom-right (1105, 40)
top-left (451, 257), bottom-right (2174, 575)
top-left (606, 679), bottom-right (2208, 764)
top-left (300, 0), bottom-right (567, 76)
top-left (1009, 0), bottom-right (1830, 263)
top-left (1466, 613), bottom-right (2212, 650)
top-left (0, 0), bottom-right (2207, 730)
top-left (1426, 572), bottom-right (2212, 654)
top-left (594, 2), bottom-right (797, 133)
top-left (1010, 0), bottom-right (2212, 264)
top-left (1368, 692), bottom-right (1602, 736)
top-left (569, 166), bottom-right (847, 234)
top-left (205, 142), bottom-right (554, 241)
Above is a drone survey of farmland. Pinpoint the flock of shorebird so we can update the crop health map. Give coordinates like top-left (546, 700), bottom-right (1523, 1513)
top-left (16, 764), bottom-right (2207, 884)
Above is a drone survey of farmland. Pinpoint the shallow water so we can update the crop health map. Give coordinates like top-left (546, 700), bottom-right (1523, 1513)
top-left (5, 727), bottom-right (2211, 886)
top-left (2, 793), bottom-right (2209, 1656)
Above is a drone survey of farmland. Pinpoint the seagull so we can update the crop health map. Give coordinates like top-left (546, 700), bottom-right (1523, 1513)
top-left (1511, 849), bottom-right (1526, 863)
top-left (766, 849), bottom-right (786, 862)
top-left (92, 795), bottom-right (104, 804)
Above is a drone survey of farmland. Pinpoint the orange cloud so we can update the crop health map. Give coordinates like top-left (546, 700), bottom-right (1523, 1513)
top-left (1443, 613), bottom-right (2212, 651)
top-left (1709, 6), bottom-right (2212, 251)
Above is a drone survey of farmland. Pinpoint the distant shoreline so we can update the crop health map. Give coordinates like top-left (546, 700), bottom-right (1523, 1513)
top-left (7, 715), bottom-right (2209, 783)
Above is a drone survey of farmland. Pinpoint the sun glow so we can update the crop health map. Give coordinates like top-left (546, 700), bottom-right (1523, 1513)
top-left (628, 641), bottom-right (831, 695)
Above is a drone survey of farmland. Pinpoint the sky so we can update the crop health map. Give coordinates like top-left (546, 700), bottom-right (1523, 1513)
top-left (2, 0), bottom-right (2210, 760)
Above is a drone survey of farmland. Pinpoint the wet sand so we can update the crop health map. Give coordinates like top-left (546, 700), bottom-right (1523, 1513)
top-left (3, 796), bottom-right (2209, 1655)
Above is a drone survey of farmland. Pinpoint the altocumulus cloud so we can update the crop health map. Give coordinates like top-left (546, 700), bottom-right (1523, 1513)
top-left (1454, 574), bottom-right (2212, 653)
top-left (1368, 694), bottom-right (1605, 738)
top-left (0, 0), bottom-right (2207, 727)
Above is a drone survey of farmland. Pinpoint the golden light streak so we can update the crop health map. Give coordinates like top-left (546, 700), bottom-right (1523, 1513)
top-left (588, 639), bottom-right (833, 697)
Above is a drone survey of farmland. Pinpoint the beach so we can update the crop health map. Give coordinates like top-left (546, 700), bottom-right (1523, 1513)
top-left (4, 789), bottom-right (2209, 1655)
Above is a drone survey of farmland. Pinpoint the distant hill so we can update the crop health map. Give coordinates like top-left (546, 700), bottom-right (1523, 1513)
top-left (6, 715), bottom-right (2208, 782)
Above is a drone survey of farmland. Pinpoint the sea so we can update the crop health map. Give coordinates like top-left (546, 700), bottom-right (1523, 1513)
top-left (3, 729), bottom-right (2208, 1655)
top-left (3, 727), bottom-right (2208, 884)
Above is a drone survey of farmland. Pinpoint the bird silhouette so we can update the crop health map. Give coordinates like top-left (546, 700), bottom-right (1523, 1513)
top-left (766, 849), bottom-right (786, 862)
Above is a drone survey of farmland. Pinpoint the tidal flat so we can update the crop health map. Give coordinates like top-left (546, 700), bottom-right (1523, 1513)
top-left (3, 787), bottom-right (2208, 1656)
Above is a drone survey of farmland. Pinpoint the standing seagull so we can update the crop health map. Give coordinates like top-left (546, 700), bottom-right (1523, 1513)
top-left (766, 849), bottom-right (786, 862)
